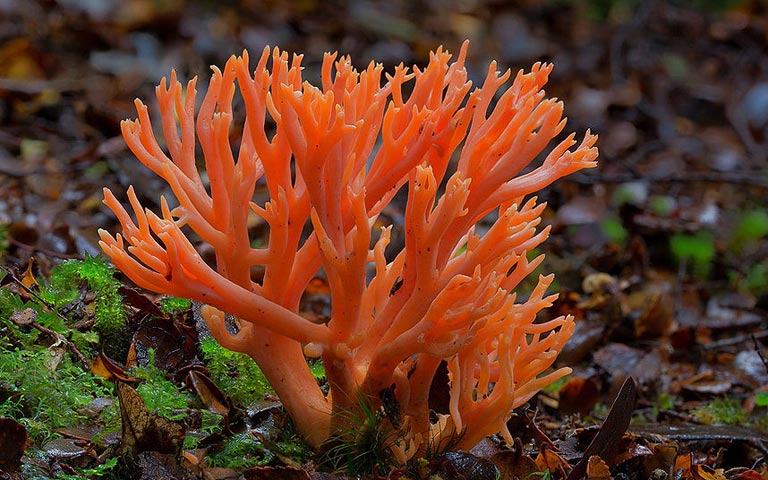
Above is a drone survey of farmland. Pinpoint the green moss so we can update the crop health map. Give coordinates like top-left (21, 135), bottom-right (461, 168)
top-left (57, 457), bottom-right (118, 479)
top-left (649, 195), bottom-right (676, 217)
top-left (651, 392), bottom-right (676, 419)
top-left (0, 343), bottom-right (113, 445)
top-left (0, 257), bottom-right (232, 473)
top-left (199, 336), bottom-right (271, 405)
top-left (693, 397), bottom-right (748, 425)
top-left (309, 359), bottom-right (326, 380)
top-left (542, 376), bottom-right (567, 395)
top-left (38, 255), bottom-right (128, 356)
top-left (130, 349), bottom-right (190, 421)
top-left (207, 433), bottom-right (273, 469)
top-left (160, 296), bottom-right (191, 315)
top-left (0, 287), bottom-right (30, 343)
top-left (0, 258), bottom-right (126, 448)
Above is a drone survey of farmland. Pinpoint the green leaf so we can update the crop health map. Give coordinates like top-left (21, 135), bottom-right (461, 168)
top-left (670, 232), bottom-right (715, 277)
top-left (731, 210), bottom-right (768, 253)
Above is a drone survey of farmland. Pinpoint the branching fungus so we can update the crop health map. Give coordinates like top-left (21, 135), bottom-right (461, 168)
top-left (99, 41), bottom-right (598, 457)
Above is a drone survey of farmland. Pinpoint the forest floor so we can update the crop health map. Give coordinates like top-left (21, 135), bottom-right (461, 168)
top-left (1, 1), bottom-right (767, 479)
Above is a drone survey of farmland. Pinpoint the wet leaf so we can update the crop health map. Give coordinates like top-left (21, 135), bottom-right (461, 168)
top-left (118, 286), bottom-right (164, 317)
top-left (633, 292), bottom-right (675, 339)
top-left (493, 448), bottom-right (540, 480)
top-left (242, 465), bottom-right (311, 480)
top-left (117, 382), bottom-right (185, 455)
top-left (91, 351), bottom-right (139, 383)
top-left (186, 370), bottom-right (233, 417)
top-left (10, 307), bottom-right (36, 327)
top-left (135, 451), bottom-right (193, 480)
top-left (128, 318), bottom-right (197, 374)
top-left (42, 437), bottom-right (87, 460)
top-left (728, 470), bottom-right (765, 480)
top-left (692, 464), bottom-right (727, 480)
top-left (567, 377), bottom-right (637, 480)
top-left (0, 417), bottom-right (27, 472)
top-left (559, 377), bottom-right (600, 416)
top-left (431, 451), bottom-right (500, 480)
top-left (536, 447), bottom-right (571, 478)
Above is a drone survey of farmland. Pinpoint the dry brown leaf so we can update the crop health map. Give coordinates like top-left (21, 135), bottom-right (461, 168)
top-left (117, 382), bottom-right (185, 455)
top-left (91, 351), bottom-right (139, 383)
top-left (586, 455), bottom-right (612, 480)
top-left (559, 377), bottom-right (600, 416)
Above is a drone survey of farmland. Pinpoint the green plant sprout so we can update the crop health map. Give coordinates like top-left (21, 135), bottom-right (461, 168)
top-left (322, 393), bottom-right (399, 475)
top-left (670, 231), bottom-right (715, 278)
top-left (525, 469), bottom-right (552, 480)
top-left (729, 210), bottom-right (768, 254)
top-left (601, 217), bottom-right (628, 246)
top-left (0, 222), bottom-right (8, 255)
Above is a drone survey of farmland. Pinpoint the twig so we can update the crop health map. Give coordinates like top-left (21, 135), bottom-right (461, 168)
top-left (569, 169), bottom-right (768, 188)
top-left (609, 0), bottom-right (657, 83)
top-left (7, 236), bottom-right (83, 260)
top-left (1, 266), bottom-right (90, 370)
top-left (751, 334), bottom-right (768, 372)
top-left (698, 331), bottom-right (768, 351)
top-left (29, 316), bottom-right (90, 370)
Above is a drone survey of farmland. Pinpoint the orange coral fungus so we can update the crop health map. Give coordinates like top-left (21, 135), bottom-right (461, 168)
top-left (99, 41), bottom-right (598, 456)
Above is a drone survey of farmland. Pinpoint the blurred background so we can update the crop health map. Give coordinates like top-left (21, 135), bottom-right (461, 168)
top-left (1, 0), bottom-right (766, 281)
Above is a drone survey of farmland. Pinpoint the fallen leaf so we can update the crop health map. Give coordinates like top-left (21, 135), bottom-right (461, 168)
top-left (21, 257), bottom-right (38, 290)
top-left (0, 417), bottom-right (27, 472)
top-left (728, 469), bottom-right (765, 480)
top-left (633, 292), bottom-right (675, 339)
top-left (692, 464), bottom-right (727, 480)
top-left (10, 307), bottom-right (36, 327)
top-left (91, 351), bottom-right (139, 383)
top-left (432, 451), bottom-right (500, 480)
top-left (493, 448), bottom-right (540, 480)
top-left (559, 377), bottom-right (600, 416)
top-left (128, 318), bottom-right (197, 374)
top-left (242, 465), bottom-right (311, 480)
top-left (186, 370), bottom-right (233, 417)
top-left (537, 447), bottom-right (571, 479)
top-left (117, 382), bottom-right (185, 455)
top-left (567, 377), bottom-right (637, 480)
top-left (586, 455), bottom-right (611, 480)
top-left (675, 453), bottom-right (694, 480)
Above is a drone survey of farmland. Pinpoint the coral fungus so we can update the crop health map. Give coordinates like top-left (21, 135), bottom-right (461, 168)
top-left (99, 41), bottom-right (598, 456)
